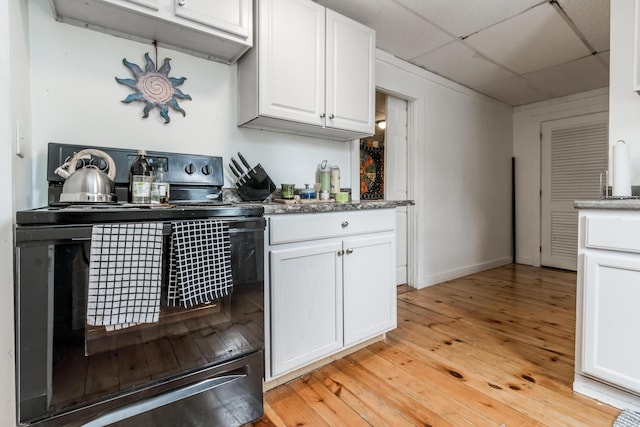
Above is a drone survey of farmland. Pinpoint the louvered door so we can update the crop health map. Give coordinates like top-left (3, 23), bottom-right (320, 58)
top-left (541, 112), bottom-right (608, 270)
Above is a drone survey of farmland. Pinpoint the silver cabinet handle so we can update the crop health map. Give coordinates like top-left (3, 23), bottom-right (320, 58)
top-left (341, 221), bottom-right (349, 228)
top-left (337, 250), bottom-right (344, 256)
top-left (329, 114), bottom-right (335, 119)
top-left (320, 113), bottom-right (326, 118)
top-left (346, 248), bottom-right (353, 255)
top-left (177, 0), bottom-right (186, 6)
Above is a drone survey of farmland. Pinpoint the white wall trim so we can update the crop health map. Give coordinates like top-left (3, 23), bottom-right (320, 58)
top-left (419, 256), bottom-right (513, 289)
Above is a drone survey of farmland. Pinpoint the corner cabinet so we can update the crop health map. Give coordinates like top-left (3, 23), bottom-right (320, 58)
top-left (574, 209), bottom-right (640, 410)
top-left (237, 0), bottom-right (376, 141)
top-left (48, 0), bottom-right (253, 63)
top-left (266, 209), bottom-right (396, 380)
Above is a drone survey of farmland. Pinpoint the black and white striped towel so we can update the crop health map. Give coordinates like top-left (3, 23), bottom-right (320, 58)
top-left (167, 220), bottom-right (233, 308)
top-left (87, 223), bottom-right (162, 331)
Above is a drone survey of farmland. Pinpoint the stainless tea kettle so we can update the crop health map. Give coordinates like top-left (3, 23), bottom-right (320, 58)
top-left (54, 149), bottom-right (117, 203)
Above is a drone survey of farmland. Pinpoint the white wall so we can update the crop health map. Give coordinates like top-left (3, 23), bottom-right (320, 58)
top-left (376, 51), bottom-right (514, 287)
top-left (512, 88), bottom-right (609, 266)
top-left (28, 0), bottom-right (351, 207)
top-left (610, 0), bottom-right (640, 181)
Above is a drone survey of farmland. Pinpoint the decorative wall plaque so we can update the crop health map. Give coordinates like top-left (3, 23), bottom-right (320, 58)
top-left (115, 52), bottom-right (192, 124)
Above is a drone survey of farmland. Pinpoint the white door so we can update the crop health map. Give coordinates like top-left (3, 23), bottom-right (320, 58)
top-left (258, 0), bottom-right (325, 126)
top-left (541, 112), bottom-right (608, 270)
top-left (269, 240), bottom-right (343, 377)
top-left (343, 233), bottom-right (396, 346)
top-left (325, 9), bottom-right (375, 134)
top-left (384, 95), bottom-right (409, 284)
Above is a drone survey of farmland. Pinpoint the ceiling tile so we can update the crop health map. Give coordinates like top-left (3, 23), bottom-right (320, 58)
top-left (557, 0), bottom-right (610, 52)
top-left (523, 55), bottom-right (609, 97)
top-left (411, 41), bottom-right (516, 89)
top-left (394, 0), bottom-right (544, 38)
top-left (465, 2), bottom-right (592, 74)
top-left (372, 3), bottom-right (455, 59)
top-left (474, 76), bottom-right (551, 106)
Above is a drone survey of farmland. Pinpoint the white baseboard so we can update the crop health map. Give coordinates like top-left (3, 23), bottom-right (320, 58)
top-left (416, 256), bottom-right (513, 289)
top-left (574, 373), bottom-right (640, 411)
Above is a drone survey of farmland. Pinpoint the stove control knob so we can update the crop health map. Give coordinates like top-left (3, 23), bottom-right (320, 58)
top-left (185, 163), bottom-right (196, 174)
top-left (202, 164), bottom-right (212, 175)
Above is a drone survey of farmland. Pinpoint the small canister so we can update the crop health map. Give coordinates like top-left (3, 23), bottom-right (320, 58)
top-left (300, 184), bottom-right (315, 199)
top-left (318, 160), bottom-right (330, 193)
top-left (319, 191), bottom-right (330, 200)
top-left (281, 183), bottom-right (295, 199)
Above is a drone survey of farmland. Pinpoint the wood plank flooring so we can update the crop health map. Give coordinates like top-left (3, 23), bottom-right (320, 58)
top-left (254, 264), bottom-right (621, 426)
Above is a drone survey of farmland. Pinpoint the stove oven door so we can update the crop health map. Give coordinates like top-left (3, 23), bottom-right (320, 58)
top-left (15, 218), bottom-right (265, 426)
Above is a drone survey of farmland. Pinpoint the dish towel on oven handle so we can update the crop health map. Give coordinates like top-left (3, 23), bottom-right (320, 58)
top-left (167, 220), bottom-right (234, 308)
top-left (87, 223), bottom-right (163, 331)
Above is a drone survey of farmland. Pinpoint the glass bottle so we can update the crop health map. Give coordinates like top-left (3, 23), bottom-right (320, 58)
top-left (151, 160), bottom-right (170, 204)
top-left (130, 149), bottom-right (152, 204)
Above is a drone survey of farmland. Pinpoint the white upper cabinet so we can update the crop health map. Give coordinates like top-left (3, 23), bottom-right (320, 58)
top-left (237, 0), bottom-right (375, 141)
top-left (48, 0), bottom-right (253, 63)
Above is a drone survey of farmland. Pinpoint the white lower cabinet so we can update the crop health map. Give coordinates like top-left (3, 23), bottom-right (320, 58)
top-left (575, 209), bottom-right (640, 409)
top-left (267, 210), bottom-right (396, 380)
top-left (582, 252), bottom-right (640, 394)
top-left (270, 240), bottom-right (343, 376)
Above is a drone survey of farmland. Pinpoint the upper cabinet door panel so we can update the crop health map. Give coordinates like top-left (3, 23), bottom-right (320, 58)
top-left (258, 0), bottom-right (325, 126)
top-left (325, 9), bottom-right (375, 134)
top-left (173, 0), bottom-right (251, 39)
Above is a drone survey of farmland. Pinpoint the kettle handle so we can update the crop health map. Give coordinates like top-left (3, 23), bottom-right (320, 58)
top-left (67, 149), bottom-right (117, 181)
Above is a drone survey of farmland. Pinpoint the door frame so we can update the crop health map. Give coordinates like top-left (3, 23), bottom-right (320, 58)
top-left (350, 90), bottom-right (418, 288)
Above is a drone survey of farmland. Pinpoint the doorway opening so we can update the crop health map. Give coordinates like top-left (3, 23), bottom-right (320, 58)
top-left (360, 91), bottom-right (410, 285)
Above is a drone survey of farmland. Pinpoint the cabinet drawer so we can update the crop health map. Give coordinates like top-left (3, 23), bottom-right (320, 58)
top-left (269, 209), bottom-right (395, 245)
top-left (585, 216), bottom-right (640, 253)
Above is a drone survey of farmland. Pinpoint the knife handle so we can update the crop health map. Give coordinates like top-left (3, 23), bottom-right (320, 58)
top-left (229, 163), bottom-right (241, 178)
top-left (238, 152), bottom-right (252, 170)
top-left (231, 157), bottom-right (245, 174)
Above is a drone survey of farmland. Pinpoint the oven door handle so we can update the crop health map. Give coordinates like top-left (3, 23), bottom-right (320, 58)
top-left (81, 374), bottom-right (247, 427)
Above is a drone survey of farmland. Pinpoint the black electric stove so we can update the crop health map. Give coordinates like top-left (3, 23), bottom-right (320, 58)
top-left (17, 143), bottom-right (263, 226)
top-left (14, 143), bottom-right (266, 427)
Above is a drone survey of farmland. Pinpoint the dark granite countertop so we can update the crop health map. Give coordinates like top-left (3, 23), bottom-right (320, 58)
top-left (260, 199), bottom-right (413, 215)
top-left (223, 188), bottom-right (413, 215)
top-left (574, 199), bottom-right (640, 210)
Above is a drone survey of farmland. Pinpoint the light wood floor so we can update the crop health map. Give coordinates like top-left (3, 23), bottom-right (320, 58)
top-left (254, 264), bottom-right (621, 426)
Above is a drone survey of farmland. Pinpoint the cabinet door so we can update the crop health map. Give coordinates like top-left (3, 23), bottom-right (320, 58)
top-left (325, 9), bottom-right (375, 135)
top-left (173, 0), bottom-right (251, 39)
top-left (582, 252), bottom-right (640, 394)
top-left (270, 241), bottom-right (343, 377)
top-left (258, 0), bottom-right (325, 126)
top-left (343, 232), bottom-right (396, 346)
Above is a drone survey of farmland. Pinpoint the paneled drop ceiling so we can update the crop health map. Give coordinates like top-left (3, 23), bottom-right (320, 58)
top-left (314, 0), bottom-right (610, 107)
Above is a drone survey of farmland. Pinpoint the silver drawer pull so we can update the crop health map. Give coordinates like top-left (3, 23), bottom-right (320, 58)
top-left (346, 248), bottom-right (353, 255)
top-left (341, 221), bottom-right (349, 228)
top-left (177, 0), bottom-right (186, 6)
top-left (329, 114), bottom-right (335, 120)
top-left (337, 250), bottom-right (344, 256)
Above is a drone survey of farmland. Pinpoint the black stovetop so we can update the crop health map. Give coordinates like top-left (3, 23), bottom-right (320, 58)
top-left (16, 202), bottom-right (264, 226)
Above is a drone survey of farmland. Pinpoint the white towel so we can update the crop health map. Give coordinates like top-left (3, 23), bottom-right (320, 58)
top-left (167, 220), bottom-right (234, 308)
top-left (87, 223), bottom-right (163, 331)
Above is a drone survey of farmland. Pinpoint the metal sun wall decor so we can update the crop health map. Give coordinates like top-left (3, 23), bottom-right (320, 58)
top-left (115, 52), bottom-right (192, 124)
